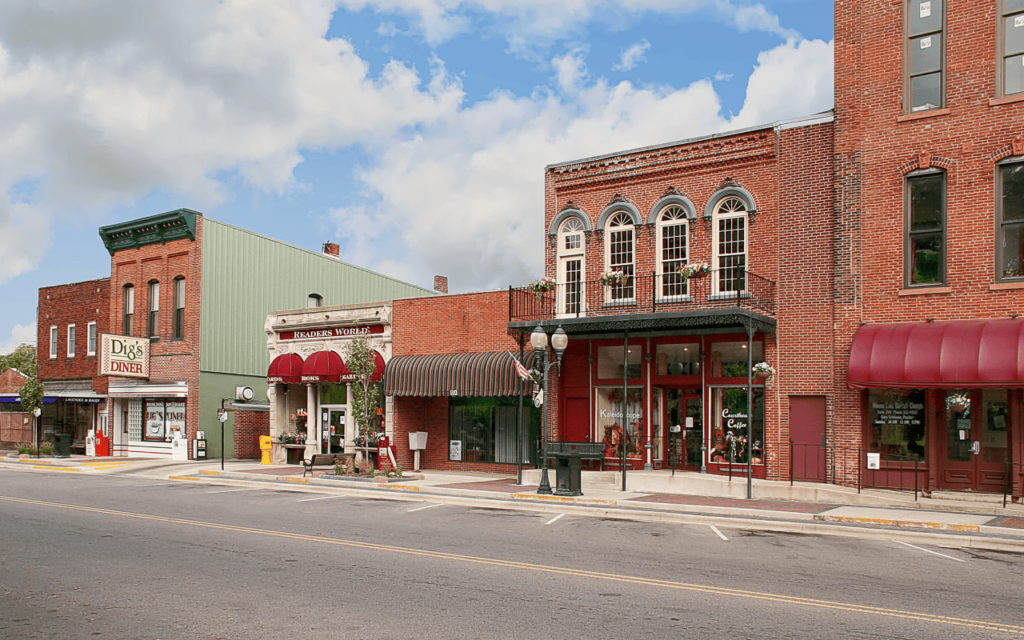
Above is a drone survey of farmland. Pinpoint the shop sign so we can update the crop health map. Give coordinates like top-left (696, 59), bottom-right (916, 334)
top-left (98, 334), bottom-right (150, 379)
top-left (60, 397), bottom-right (105, 404)
top-left (278, 324), bottom-right (384, 341)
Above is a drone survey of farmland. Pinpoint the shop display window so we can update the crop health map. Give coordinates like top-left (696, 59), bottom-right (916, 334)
top-left (448, 397), bottom-right (539, 464)
top-left (596, 345), bottom-right (642, 380)
top-left (982, 389), bottom-right (1010, 464)
top-left (708, 387), bottom-right (764, 464)
top-left (595, 387), bottom-right (644, 460)
top-left (869, 389), bottom-right (926, 461)
top-left (143, 400), bottom-right (185, 441)
top-left (651, 389), bottom-right (662, 462)
top-left (321, 383), bottom-right (347, 405)
top-left (655, 343), bottom-right (700, 376)
top-left (709, 340), bottom-right (763, 378)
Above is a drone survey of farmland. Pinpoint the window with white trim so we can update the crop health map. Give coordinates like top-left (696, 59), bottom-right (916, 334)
top-left (713, 197), bottom-right (747, 294)
top-left (49, 326), bottom-right (57, 359)
top-left (308, 293), bottom-right (322, 308)
top-left (147, 280), bottom-right (159, 337)
top-left (657, 205), bottom-right (689, 298)
top-left (123, 284), bottom-right (134, 336)
top-left (605, 212), bottom-right (635, 302)
top-left (87, 322), bottom-right (97, 356)
top-left (906, 0), bottom-right (945, 112)
top-left (558, 217), bottom-right (586, 315)
top-left (67, 324), bottom-right (76, 358)
top-left (1000, 0), bottom-right (1024, 96)
top-left (172, 277), bottom-right (185, 339)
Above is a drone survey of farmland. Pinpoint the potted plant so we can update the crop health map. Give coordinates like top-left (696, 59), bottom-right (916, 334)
top-left (946, 393), bottom-right (970, 413)
top-left (527, 277), bottom-right (555, 298)
top-left (598, 269), bottom-right (627, 286)
top-left (753, 362), bottom-right (774, 382)
top-left (676, 262), bottom-right (710, 281)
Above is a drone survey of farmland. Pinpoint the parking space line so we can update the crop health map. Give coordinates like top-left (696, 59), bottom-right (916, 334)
top-left (407, 503), bottom-right (443, 513)
top-left (710, 525), bottom-right (729, 541)
top-left (136, 482), bottom-right (178, 487)
top-left (894, 540), bottom-right (966, 562)
top-left (297, 495), bottom-right (346, 503)
top-left (206, 488), bottom-right (260, 494)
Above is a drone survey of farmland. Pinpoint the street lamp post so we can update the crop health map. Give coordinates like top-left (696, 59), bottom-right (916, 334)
top-left (33, 406), bottom-right (41, 460)
top-left (531, 325), bottom-right (568, 496)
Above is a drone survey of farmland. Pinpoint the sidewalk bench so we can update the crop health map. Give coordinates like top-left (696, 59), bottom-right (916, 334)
top-left (302, 453), bottom-right (354, 477)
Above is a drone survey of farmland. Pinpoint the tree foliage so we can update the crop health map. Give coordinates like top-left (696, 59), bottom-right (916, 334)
top-left (343, 336), bottom-right (381, 437)
top-left (0, 343), bottom-right (37, 377)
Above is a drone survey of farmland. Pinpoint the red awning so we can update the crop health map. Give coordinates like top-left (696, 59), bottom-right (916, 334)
top-left (267, 353), bottom-right (304, 384)
top-left (301, 351), bottom-right (351, 383)
top-left (848, 319), bottom-right (1024, 389)
top-left (369, 350), bottom-right (385, 382)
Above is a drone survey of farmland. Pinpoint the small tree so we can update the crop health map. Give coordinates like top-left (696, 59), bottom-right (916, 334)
top-left (0, 343), bottom-right (38, 377)
top-left (343, 336), bottom-right (381, 442)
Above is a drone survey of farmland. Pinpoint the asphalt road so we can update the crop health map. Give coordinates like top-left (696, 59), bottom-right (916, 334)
top-left (1, 467), bottom-right (1023, 639)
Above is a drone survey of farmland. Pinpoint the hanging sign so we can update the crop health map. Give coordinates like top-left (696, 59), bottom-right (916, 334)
top-left (278, 325), bottom-right (384, 341)
top-left (98, 334), bottom-right (150, 379)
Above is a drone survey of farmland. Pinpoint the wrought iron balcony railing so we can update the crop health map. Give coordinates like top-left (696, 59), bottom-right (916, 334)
top-left (509, 269), bottom-right (776, 324)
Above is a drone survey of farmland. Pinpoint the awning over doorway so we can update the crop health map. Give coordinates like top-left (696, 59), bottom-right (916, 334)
top-left (300, 351), bottom-right (350, 383)
top-left (384, 351), bottom-right (540, 397)
top-left (267, 353), bottom-right (304, 384)
top-left (848, 319), bottom-right (1024, 389)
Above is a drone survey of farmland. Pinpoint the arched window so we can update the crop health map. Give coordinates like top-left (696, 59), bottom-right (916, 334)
top-left (713, 197), bottom-right (748, 294)
top-left (147, 280), bottom-right (160, 337)
top-left (123, 284), bottom-right (135, 336)
top-left (308, 293), bottom-right (323, 308)
top-left (605, 211), bottom-right (635, 301)
top-left (173, 277), bottom-right (186, 339)
top-left (657, 205), bottom-right (689, 298)
top-left (557, 217), bottom-right (586, 315)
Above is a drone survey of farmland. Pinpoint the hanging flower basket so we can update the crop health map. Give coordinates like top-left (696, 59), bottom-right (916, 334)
top-left (527, 277), bottom-right (555, 297)
top-left (676, 262), bottom-right (710, 280)
top-left (599, 270), bottom-right (628, 286)
top-left (752, 362), bottom-right (774, 382)
top-left (945, 393), bottom-right (969, 413)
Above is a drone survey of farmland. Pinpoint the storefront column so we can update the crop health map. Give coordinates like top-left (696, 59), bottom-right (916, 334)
top-left (644, 340), bottom-right (653, 470)
top-left (345, 382), bottom-right (354, 453)
top-left (926, 390), bottom-right (939, 494)
top-left (305, 383), bottom-right (317, 458)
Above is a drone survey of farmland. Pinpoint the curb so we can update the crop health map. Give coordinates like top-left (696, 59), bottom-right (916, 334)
top-left (815, 514), bottom-right (981, 533)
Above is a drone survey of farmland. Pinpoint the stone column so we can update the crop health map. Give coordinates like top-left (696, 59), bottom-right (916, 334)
top-left (305, 383), bottom-right (317, 459)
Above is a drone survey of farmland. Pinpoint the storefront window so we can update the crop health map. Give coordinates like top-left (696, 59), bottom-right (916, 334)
top-left (144, 400), bottom-right (166, 441)
top-left (869, 389), bottom-right (926, 461)
top-left (982, 389), bottom-right (1010, 464)
top-left (709, 341), bottom-right (763, 378)
top-left (448, 397), bottom-right (538, 464)
top-left (596, 345), bottom-right (642, 380)
top-left (321, 383), bottom-right (347, 405)
top-left (166, 401), bottom-right (186, 439)
top-left (655, 343), bottom-right (700, 376)
top-left (708, 387), bottom-right (764, 464)
top-left (944, 390), bottom-right (972, 462)
top-left (595, 387), bottom-right (644, 459)
top-left (651, 389), bottom-right (662, 462)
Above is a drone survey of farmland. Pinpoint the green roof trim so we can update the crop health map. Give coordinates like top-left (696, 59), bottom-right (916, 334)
top-left (98, 208), bottom-right (200, 255)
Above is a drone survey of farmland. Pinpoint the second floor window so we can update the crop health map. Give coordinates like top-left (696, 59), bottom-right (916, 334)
top-left (49, 326), bottom-right (57, 359)
top-left (67, 324), bottom-right (75, 358)
top-left (88, 322), bottom-right (97, 356)
top-left (606, 212), bottom-right (635, 301)
top-left (558, 217), bottom-right (586, 316)
top-left (1001, 0), bottom-right (1024, 96)
top-left (123, 284), bottom-right (134, 336)
top-left (714, 197), bottom-right (748, 294)
top-left (148, 281), bottom-right (159, 337)
top-left (998, 162), bottom-right (1024, 280)
top-left (173, 277), bottom-right (186, 339)
top-left (658, 205), bottom-right (689, 298)
top-left (905, 171), bottom-right (946, 286)
top-left (906, 0), bottom-right (945, 112)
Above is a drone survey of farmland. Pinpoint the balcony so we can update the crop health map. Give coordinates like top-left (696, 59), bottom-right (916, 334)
top-left (509, 269), bottom-right (776, 324)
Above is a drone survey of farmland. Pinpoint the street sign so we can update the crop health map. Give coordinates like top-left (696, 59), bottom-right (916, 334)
top-left (217, 409), bottom-right (228, 423)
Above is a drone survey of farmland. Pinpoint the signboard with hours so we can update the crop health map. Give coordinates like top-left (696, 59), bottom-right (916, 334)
top-left (98, 334), bottom-right (150, 379)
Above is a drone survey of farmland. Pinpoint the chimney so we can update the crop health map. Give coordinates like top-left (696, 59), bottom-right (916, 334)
top-left (433, 275), bottom-right (448, 294)
top-left (322, 242), bottom-right (340, 258)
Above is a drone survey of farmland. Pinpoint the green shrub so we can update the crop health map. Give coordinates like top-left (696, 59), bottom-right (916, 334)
top-left (16, 443), bottom-right (37, 455)
top-left (40, 443), bottom-right (54, 455)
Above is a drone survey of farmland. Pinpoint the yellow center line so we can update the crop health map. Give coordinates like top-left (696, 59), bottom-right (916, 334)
top-left (1, 495), bottom-right (1020, 635)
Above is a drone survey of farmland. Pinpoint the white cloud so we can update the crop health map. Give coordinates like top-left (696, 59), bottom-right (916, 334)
top-left (612, 39), bottom-right (650, 72)
top-left (377, 21), bottom-right (400, 36)
top-left (731, 38), bottom-right (834, 128)
top-left (713, 71), bottom-right (733, 81)
top-left (0, 0), bottom-right (463, 285)
top-left (553, 49), bottom-right (589, 92)
top-left (0, 322), bottom-right (36, 355)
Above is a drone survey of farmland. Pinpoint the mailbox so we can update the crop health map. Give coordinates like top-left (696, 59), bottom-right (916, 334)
top-left (259, 435), bottom-right (273, 465)
top-left (866, 452), bottom-right (880, 470)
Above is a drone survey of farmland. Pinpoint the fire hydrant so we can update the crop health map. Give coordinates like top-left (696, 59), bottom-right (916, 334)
top-left (259, 435), bottom-right (273, 465)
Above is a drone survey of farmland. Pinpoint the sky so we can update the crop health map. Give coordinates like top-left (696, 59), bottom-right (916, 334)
top-left (0, 0), bottom-right (834, 354)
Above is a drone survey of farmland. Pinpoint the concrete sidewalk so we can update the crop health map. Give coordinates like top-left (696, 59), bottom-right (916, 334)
top-left (4, 454), bottom-right (1024, 550)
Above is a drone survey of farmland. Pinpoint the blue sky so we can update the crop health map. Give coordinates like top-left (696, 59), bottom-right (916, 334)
top-left (0, 0), bottom-right (834, 353)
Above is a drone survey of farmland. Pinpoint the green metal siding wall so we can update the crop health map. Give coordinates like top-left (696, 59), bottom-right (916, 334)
top-left (199, 219), bottom-right (434, 376)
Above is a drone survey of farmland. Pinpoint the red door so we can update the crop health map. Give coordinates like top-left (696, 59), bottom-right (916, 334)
top-left (938, 390), bottom-right (1009, 492)
top-left (563, 397), bottom-right (590, 442)
top-left (789, 396), bottom-right (826, 482)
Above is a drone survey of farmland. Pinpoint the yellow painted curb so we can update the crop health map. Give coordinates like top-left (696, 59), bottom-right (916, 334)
top-left (199, 470), bottom-right (220, 476)
top-left (16, 459), bottom-right (52, 464)
top-left (383, 484), bottom-right (420, 492)
top-left (510, 493), bottom-right (617, 506)
top-left (814, 514), bottom-right (980, 533)
top-left (280, 477), bottom-right (310, 483)
top-left (81, 461), bottom-right (129, 467)
top-left (35, 465), bottom-right (80, 472)
top-left (168, 475), bottom-right (201, 481)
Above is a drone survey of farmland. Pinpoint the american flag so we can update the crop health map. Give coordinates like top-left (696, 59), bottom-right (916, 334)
top-left (508, 352), bottom-right (531, 381)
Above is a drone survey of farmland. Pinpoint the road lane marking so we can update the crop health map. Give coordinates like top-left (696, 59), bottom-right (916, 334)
top-left (545, 513), bottom-right (566, 525)
top-left (136, 483), bottom-right (177, 487)
top-left (710, 525), bottom-right (729, 541)
top-left (894, 540), bottom-right (966, 562)
top-left (297, 495), bottom-right (346, 503)
top-left (206, 488), bottom-right (260, 494)
top-left (1, 495), bottom-right (1020, 636)
top-left (407, 503), bottom-right (443, 513)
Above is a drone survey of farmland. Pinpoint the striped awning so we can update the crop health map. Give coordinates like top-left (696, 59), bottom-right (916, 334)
top-left (385, 351), bottom-right (540, 397)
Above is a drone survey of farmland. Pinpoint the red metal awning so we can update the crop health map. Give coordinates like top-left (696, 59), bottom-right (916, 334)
top-left (267, 353), bottom-right (304, 384)
top-left (301, 351), bottom-right (351, 384)
top-left (848, 319), bottom-right (1024, 389)
top-left (368, 350), bottom-right (385, 382)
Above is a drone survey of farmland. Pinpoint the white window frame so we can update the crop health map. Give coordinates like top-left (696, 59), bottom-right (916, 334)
top-left (656, 205), bottom-right (690, 300)
top-left (557, 218), bottom-right (586, 317)
top-left (173, 276), bottom-right (185, 339)
top-left (604, 212), bottom-right (636, 304)
top-left (308, 293), bottom-right (323, 308)
top-left (87, 322), bottom-right (97, 356)
top-left (67, 324), bottom-right (76, 358)
top-left (147, 281), bottom-right (160, 337)
top-left (49, 326), bottom-right (58, 359)
top-left (712, 197), bottom-right (748, 297)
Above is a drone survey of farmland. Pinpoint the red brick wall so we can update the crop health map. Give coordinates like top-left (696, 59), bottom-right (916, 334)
top-left (108, 217), bottom-right (204, 441)
top-left (234, 409), bottom-right (269, 459)
top-left (37, 278), bottom-right (111, 382)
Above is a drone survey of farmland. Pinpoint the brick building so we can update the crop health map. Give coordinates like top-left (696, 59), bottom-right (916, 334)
top-left (38, 208), bottom-right (434, 459)
top-left (0, 367), bottom-right (33, 447)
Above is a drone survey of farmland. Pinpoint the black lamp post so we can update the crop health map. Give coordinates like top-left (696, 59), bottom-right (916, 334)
top-left (531, 325), bottom-right (568, 495)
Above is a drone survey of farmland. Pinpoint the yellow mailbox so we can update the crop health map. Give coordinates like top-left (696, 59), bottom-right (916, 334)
top-left (259, 435), bottom-right (273, 465)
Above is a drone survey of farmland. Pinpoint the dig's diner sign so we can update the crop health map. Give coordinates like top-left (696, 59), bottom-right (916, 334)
top-left (278, 324), bottom-right (384, 341)
top-left (98, 334), bottom-right (150, 378)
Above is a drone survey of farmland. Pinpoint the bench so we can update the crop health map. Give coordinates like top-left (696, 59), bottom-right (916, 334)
top-left (302, 453), bottom-right (355, 477)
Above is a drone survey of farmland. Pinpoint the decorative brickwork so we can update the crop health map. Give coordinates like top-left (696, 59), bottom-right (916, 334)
top-left (234, 409), bottom-right (269, 459)
top-left (37, 278), bottom-right (111, 382)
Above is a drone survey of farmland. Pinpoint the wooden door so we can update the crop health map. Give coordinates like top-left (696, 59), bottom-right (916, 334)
top-left (789, 396), bottom-right (826, 482)
top-left (563, 397), bottom-right (590, 442)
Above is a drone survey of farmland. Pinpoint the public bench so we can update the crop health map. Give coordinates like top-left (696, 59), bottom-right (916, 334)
top-left (302, 453), bottom-right (355, 477)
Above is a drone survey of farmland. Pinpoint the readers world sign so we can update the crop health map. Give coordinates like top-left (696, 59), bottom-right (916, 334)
top-left (98, 334), bottom-right (150, 379)
top-left (277, 324), bottom-right (384, 341)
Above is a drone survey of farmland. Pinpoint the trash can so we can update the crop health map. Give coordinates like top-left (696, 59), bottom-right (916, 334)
top-left (553, 454), bottom-right (582, 496)
top-left (54, 434), bottom-right (72, 458)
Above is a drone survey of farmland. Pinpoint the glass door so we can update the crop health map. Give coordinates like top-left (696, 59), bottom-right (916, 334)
top-left (320, 406), bottom-right (346, 454)
top-left (941, 390), bottom-right (1009, 492)
top-left (664, 389), bottom-right (703, 469)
